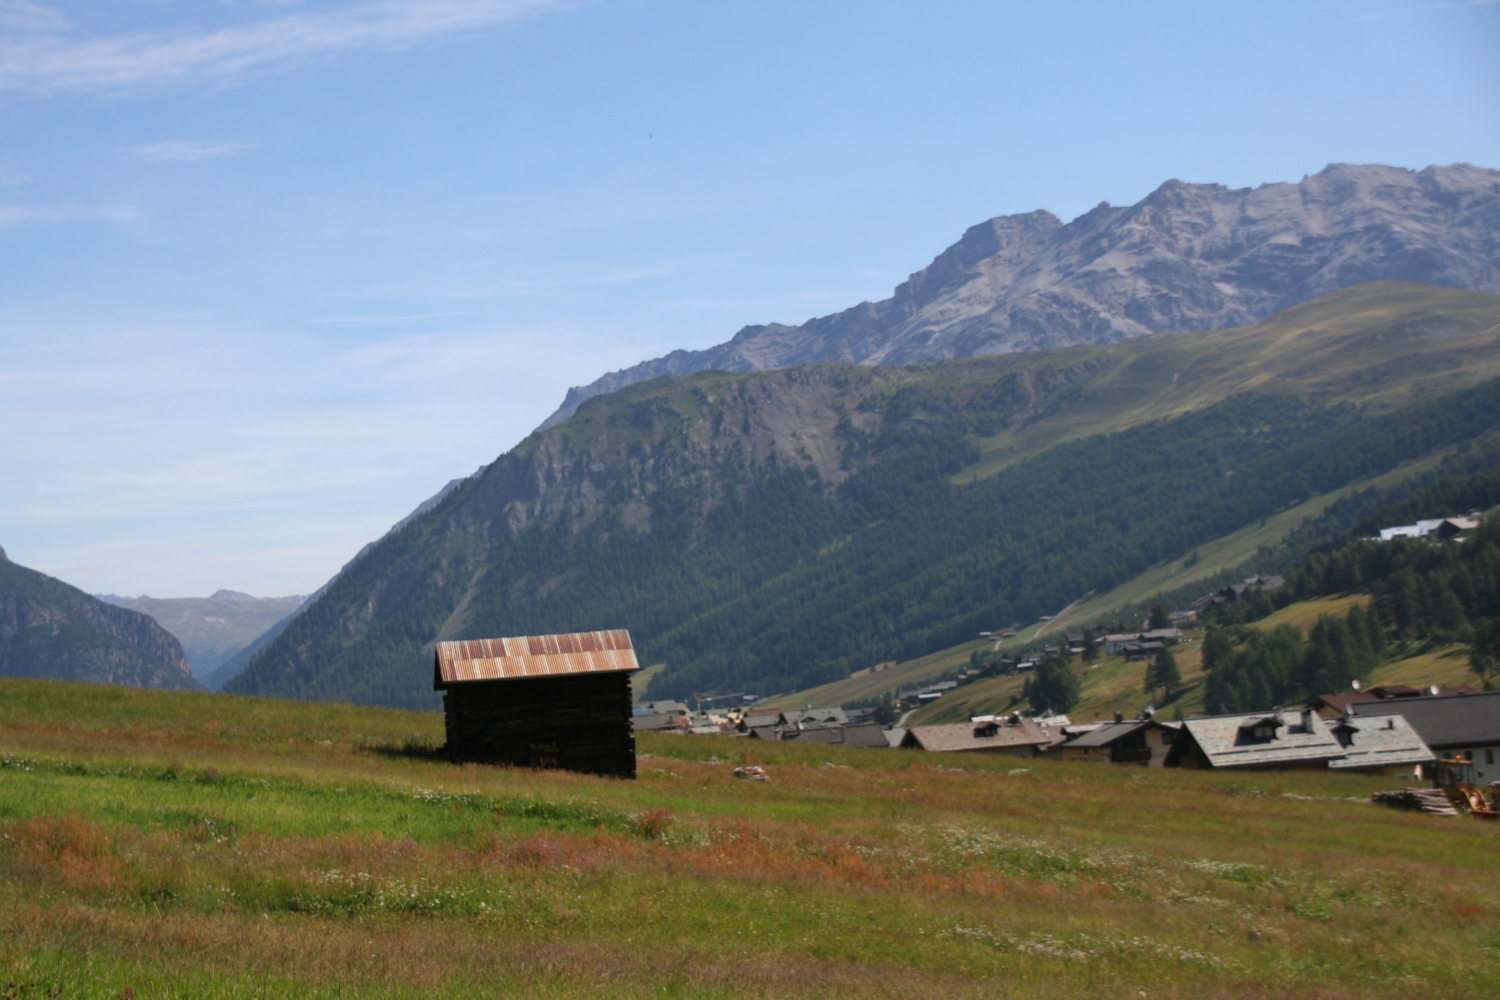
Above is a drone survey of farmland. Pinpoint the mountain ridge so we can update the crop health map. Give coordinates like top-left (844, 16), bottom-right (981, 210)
top-left (541, 162), bottom-right (1500, 428)
top-left (226, 283), bottom-right (1500, 709)
top-left (1, 548), bottom-right (198, 690)
top-left (97, 591), bottom-right (306, 682)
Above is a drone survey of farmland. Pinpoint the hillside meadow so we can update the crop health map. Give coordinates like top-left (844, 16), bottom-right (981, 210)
top-left (0, 678), bottom-right (1496, 999)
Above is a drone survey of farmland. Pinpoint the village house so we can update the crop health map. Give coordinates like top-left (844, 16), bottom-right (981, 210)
top-left (1103, 628), bottom-right (1181, 657)
top-left (1051, 713), bottom-right (1180, 766)
top-left (775, 722), bottom-right (889, 747)
top-left (1325, 714), bottom-right (1435, 778)
top-left (1347, 690), bottom-right (1500, 783)
top-left (1376, 515), bottom-right (1481, 541)
top-left (1122, 640), bottom-right (1164, 662)
top-left (1163, 707), bottom-right (1345, 770)
top-left (635, 700), bottom-right (689, 718)
top-left (1308, 684), bottom-right (1474, 720)
top-left (783, 707), bottom-right (849, 728)
top-left (738, 711), bottom-right (785, 732)
top-left (631, 712), bottom-right (690, 732)
top-left (435, 629), bottom-right (638, 778)
top-left (1192, 575), bottom-right (1285, 611)
top-left (898, 716), bottom-right (1053, 756)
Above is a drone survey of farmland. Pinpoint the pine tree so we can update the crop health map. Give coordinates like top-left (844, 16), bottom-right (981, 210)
top-left (1149, 603), bottom-right (1171, 630)
top-left (1201, 625), bottom-right (1233, 673)
top-left (1029, 653), bottom-right (1081, 715)
top-left (1145, 646), bottom-right (1180, 700)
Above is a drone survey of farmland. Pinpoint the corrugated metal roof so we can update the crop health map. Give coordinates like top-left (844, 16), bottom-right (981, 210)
top-left (434, 629), bottom-right (638, 688)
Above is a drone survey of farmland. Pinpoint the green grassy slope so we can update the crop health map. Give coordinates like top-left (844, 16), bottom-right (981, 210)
top-left (960, 282), bottom-right (1500, 480)
top-left (902, 590), bottom-right (1486, 727)
top-left (1, 678), bottom-right (1497, 999)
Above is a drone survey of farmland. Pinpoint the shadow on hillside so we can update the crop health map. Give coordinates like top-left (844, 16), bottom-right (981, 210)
top-left (360, 740), bottom-right (450, 763)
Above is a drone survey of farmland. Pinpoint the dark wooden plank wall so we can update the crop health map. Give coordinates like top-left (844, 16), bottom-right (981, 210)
top-left (444, 671), bottom-right (636, 778)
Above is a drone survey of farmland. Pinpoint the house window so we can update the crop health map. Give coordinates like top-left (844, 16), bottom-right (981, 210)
top-left (1252, 725), bottom-right (1276, 741)
top-left (1160, 731), bottom-right (1174, 745)
top-left (1488, 749), bottom-right (1495, 765)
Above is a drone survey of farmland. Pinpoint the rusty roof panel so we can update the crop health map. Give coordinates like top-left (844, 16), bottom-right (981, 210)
top-left (434, 629), bottom-right (638, 688)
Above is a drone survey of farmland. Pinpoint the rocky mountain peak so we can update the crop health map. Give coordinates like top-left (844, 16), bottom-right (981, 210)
top-left (539, 163), bottom-right (1500, 428)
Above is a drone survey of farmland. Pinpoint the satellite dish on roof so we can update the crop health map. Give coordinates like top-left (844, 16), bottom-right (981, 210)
top-left (1430, 685), bottom-right (1440, 696)
top-left (1351, 679), bottom-right (1361, 691)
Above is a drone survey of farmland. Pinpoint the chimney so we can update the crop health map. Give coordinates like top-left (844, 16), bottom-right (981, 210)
top-left (1114, 711), bottom-right (1123, 723)
top-left (1301, 707), bottom-right (1316, 732)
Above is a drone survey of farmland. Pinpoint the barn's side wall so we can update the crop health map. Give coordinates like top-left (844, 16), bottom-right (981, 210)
top-left (443, 671), bottom-right (636, 778)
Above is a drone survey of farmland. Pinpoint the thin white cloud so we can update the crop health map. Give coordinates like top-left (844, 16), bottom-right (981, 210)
top-left (0, 204), bottom-right (138, 226)
top-left (0, 315), bottom-right (651, 594)
top-left (0, 1), bottom-right (67, 34)
top-left (129, 139), bottom-right (258, 162)
top-left (312, 310), bottom-right (474, 323)
top-left (0, 0), bottom-right (572, 93)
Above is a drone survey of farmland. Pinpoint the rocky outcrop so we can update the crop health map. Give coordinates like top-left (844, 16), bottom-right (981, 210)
top-left (0, 549), bottom-right (198, 690)
top-left (97, 590), bottom-right (305, 681)
top-left (542, 163), bottom-right (1500, 427)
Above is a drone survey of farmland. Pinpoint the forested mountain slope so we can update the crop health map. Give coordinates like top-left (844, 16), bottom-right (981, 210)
top-left (226, 284), bottom-right (1500, 709)
top-left (1199, 448), bottom-right (1500, 714)
top-left (543, 163), bottom-right (1500, 427)
top-left (0, 546), bottom-right (197, 690)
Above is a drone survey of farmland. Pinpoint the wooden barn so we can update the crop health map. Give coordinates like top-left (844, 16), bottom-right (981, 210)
top-left (434, 629), bottom-right (639, 778)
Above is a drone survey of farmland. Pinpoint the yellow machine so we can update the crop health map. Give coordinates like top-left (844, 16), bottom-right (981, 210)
top-left (1433, 758), bottom-right (1499, 819)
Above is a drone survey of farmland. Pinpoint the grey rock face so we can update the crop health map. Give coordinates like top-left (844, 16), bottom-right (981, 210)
top-left (0, 554), bottom-right (198, 690)
top-left (97, 591), bottom-right (306, 680)
top-left (541, 163), bottom-right (1500, 428)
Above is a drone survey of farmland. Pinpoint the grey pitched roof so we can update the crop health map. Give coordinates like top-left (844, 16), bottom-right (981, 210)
top-left (782, 722), bottom-right (889, 747)
top-left (1178, 710), bottom-right (1345, 768)
top-left (638, 700), bottom-right (690, 716)
top-left (1057, 720), bottom-right (1157, 750)
top-left (784, 708), bottom-right (849, 727)
top-left (1347, 691), bottom-right (1500, 750)
top-left (631, 713), bottom-right (684, 731)
top-left (1327, 714), bottom-right (1436, 770)
top-left (742, 713), bottom-right (784, 728)
top-left (900, 718), bottom-right (1052, 753)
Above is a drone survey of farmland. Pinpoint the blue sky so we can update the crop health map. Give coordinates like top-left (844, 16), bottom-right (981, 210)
top-left (2, 0), bottom-right (1497, 598)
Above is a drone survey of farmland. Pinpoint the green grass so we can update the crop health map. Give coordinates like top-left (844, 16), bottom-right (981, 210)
top-left (756, 639), bottom-right (990, 713)
top-left (630, 662), bottom-right (667, 703)
top-left (957, 282), bottom-right (1500, 482)
top-left (0, 678), bottom-right (1496, 998)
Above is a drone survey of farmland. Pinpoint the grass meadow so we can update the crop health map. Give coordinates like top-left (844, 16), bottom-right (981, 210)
top-left (0, 678), bottom-right (1496, 999)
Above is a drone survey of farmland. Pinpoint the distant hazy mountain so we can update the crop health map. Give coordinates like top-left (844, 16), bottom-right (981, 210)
top-left (97, 590), bottom-right (305, 681)
top-left (0, 546), bottom-right (197, 690)
top-left (197, 475), bottom-right (471, 691)
top-left (542, 163), bottom-right (1500, 428)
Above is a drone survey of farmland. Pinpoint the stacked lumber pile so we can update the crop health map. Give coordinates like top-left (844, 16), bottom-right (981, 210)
top-left (1371, 788), bottom-right (1460, 817)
